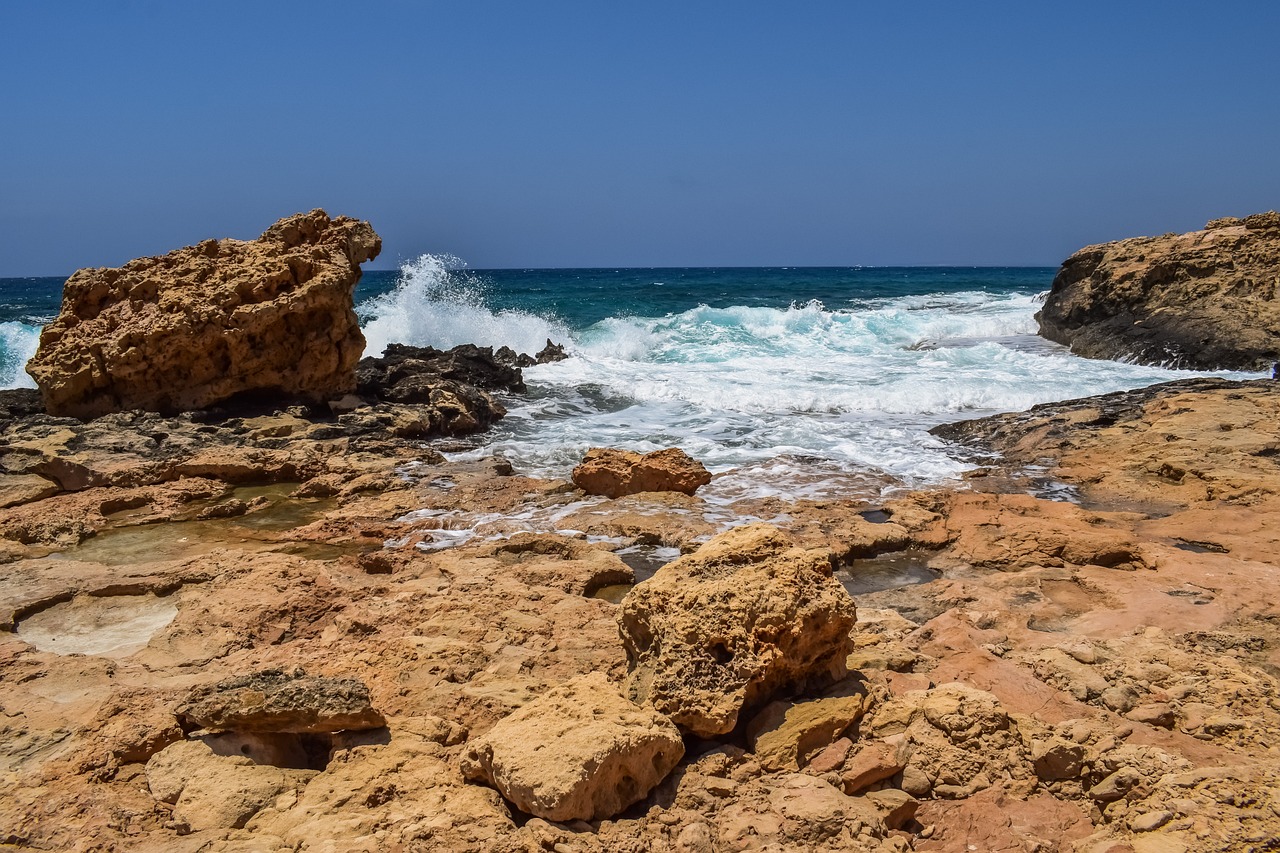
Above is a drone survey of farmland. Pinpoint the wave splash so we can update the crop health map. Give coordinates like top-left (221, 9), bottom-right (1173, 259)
top-left (357, 255), bottom-right (570, 358)
top-left (0, 321), bottom-right (39, 389)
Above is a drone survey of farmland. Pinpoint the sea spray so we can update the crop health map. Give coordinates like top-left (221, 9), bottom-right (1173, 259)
top-left (0, 321), bottom-right (39, 389)
top-left (357, 254), bottom-right (570, 358)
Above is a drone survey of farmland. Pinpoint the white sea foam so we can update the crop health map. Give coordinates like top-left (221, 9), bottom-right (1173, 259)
top-left (0, 321), bottom-right (39, 389)
top-left (358, 254), bottom-right (570, 358)
top-left (441, 291), bottom-right (1261, 498)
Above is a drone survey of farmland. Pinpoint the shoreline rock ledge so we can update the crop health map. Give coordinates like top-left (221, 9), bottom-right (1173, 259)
top-left (1036, 211), bottom-right (1280, 371)
top-left (26, 209), bottom-right (381, 418)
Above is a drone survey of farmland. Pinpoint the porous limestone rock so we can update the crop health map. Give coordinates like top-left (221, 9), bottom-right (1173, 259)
top-left (618, 524), bottom-right (857, 737)
top-left (27, 209), bottom-right (381, 418)
top-left (1037, 211), bottom-right (1280, 370)
top-left (572, 447), bottom-right (713, 498)
top-left (459, 672), bottom-right (684, 821)
top-left (176, 667), bottom-right (385, 734)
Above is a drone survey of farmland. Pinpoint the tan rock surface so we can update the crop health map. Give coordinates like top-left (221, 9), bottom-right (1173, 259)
top-left (618, 524), bottom-right (857, 737)
top-left (1037, 211), bottom-right (1280, 370)
top-left (572, 446), bottom-right (713, 497)
top-left (27, 209), bottom-right (380, 418)
top-left (459, 671), bottom-right (684, 821)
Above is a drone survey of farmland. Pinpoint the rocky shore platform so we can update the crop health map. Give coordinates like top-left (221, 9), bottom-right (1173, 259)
top-left (4, 213), bottom-right (1280, 852)
top-left (2, 367), bottom-right (1279, 851)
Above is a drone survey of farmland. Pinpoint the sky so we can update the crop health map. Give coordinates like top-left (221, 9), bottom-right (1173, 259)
top-left (1, 1), bottom-right (1278, 275)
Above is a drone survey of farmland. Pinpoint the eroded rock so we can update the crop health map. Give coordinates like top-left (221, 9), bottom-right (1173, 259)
top-left (1037, 212), bottom-right (1280, 370)
top-left (176, 667), bottom-right (385, 734)
top-left (618, 524), bottom-right (857, 737)
top-left (459, 672), bottom-right (684, 821)
top-left (573, 447), bottom-right (713, 498)
top-left (28, 209), bottom-right (381, 418)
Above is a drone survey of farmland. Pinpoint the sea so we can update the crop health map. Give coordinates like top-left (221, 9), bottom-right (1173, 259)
top-left (0, 258), bottom-right (1263, 504)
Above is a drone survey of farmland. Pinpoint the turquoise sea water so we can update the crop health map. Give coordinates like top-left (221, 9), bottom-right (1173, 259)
top-left (0, 260), bottom-right (1262, 502)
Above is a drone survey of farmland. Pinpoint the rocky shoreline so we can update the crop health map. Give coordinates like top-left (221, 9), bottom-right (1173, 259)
top-left (2, 215), bottom-right (1279, 852)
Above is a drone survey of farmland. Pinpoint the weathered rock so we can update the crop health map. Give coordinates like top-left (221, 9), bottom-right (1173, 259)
top-left (840, 740), bottom-right (909, 794)
top-left (175, 667), bottom-right (385, 733)
top-left (573, 447), bottom-right (713, 498)
top-left (618, 524), bottom-right (857, 737)
top-left (745, 688), bottom-right (866, 771)
top-left (459, 672), bottom-right (684, 821)
top-left (1037, 212), bottom-right (1280, 370)
top-left (145, 739), bottom-right (316, 831)
top-left (27, 209), bottom-right (381, 418)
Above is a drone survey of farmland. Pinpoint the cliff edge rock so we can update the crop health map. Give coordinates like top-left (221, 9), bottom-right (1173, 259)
top-left (1036, 212), bottom-right (1280, 370)
top-left (27, 209), bottom-right (381, 418)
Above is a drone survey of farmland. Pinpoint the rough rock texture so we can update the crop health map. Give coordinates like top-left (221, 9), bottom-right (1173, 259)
top-left (618, 524), bottom-right (857, 737)
top-left (459, 672), bottom-right (684, 821)
top-left (176, 668), bottom-right (385, 733)
top-left (1037, 212), bottom-right (1280, 370)
top-left (27, 209), bottom-right (381, 418)
top-left (572, 447), bottom-right (713, 498)
top-left (5, 372), bottom-right (1280, 851)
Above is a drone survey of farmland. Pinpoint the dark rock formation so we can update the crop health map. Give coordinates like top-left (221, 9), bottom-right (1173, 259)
top-left (27, 210), bottom-right (381, 418)
top-left (1036, 212), bottom-right (1280, 370)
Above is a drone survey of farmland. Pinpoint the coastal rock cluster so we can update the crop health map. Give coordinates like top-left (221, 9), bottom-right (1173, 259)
top-left (27, 210), bottom-right (382, 418)
top-left (3, 215), bottom-right (1280, 851)
top-left (1037, 211), bottom-right (1280, 370)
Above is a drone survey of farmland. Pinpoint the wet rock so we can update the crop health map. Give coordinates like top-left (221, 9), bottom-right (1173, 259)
top-left (175, 667), bottom-right (385, 734)
top-left (1037, 211), bottom-right (1280, 370)
top-left (573, 447), bottom-right (713, 498)
top-left (618, 524), bottom-right (857, 737)
top-left (28, 209), bottom-right (380, 418)
top-left (459, 672), bottom-right (684, 821)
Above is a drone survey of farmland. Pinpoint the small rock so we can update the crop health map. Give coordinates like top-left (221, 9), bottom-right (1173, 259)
top-left (1030, 737), bottom-right (1086, 782)
top-left (1130, 810), bottom-right (1174, 833)
top-left (805, 737), bottom-right (853, 775)
top-left (746, 689), bottom-right (865, 771)
top-left (863, 788), bottom-right (919, 831)
top-left (841, 741), bottom-right (909, 794)
top-left (572, 447), bottom-right (712, 498)
top-left (1126, 703), bottom-right (1176, 729)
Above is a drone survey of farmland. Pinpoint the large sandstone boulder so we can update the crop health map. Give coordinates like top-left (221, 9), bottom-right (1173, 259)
top-left (618, 524), bottom-right (857, 737)
top-left (1037, 212), bottom-right (1280, 370)
top-left (459, 672), bottom-right (684, 821)
top-left (176, 668), bottom-right (385, 734)
top-left (572, 447), bottom-right (712, 498)
top-left (27, 209), bottom-right (381, 418)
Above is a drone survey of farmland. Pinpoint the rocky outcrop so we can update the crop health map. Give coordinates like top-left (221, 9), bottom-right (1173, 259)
top-left (618, 524), bottom-right (857, 737)
top-left (572, 447), bottom-right (713, 498)
top-left (460, 672), bottom-right (684, 821)
top-left (176, 668), bottom-right (385, 733)
top-left (1036, 212), bottom-right (1280, 370)
top-left (27, 209), bottom-right (381, 418)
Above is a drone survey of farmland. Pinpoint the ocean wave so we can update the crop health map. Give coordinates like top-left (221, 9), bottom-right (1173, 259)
top-left (357, 254), bottom-right (571, 358)
top-left (0, 321), bottom-right (39, 389)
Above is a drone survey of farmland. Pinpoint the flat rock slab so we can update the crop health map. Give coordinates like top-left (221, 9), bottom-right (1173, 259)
top-left (460, 671), bottom-right (684, 821)
top-left (176, 667), bottom-right (385, 733)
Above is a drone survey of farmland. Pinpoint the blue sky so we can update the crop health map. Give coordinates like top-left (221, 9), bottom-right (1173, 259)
top-left (2, 1), bottom-right (1277, 274)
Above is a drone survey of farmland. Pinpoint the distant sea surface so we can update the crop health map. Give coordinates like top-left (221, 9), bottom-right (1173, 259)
top-left (0, 261), bottom-right (1261, 500)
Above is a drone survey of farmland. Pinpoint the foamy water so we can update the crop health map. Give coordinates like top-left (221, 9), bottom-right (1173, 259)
top-left (1, 256), bottom-right (1263, 506)
top-left (363, 256), bottom-right (1261, 501)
